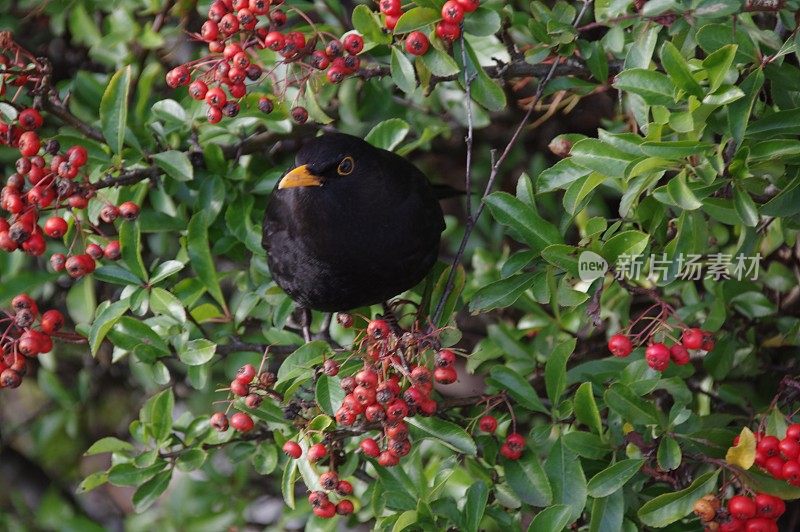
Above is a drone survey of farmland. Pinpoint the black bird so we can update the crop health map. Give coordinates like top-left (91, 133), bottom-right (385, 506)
top-left (262, 132), bottom-right (450, 316)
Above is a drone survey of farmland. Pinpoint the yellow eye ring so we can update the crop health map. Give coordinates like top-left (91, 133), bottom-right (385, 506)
top-left (337, 156), bottom-right (354, 176)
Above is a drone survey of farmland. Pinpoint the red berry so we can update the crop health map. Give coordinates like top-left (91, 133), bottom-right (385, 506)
top-left (405, 31), bottom-right (430, 55)
top-left (681, 328), bottom-right (704, 349)
top-left (258, 97), bottom-right (274, 114)
top-left (386, 399), bottom-right (408, 422)
top-left (379, 0), bottom-right (402, 15)
top-left (433, 366), bottom-right (457, 384)
top-left (701, 331), bottom-right (715, 351)
top-left (18, 330), bottom-right (42, 356)
top-left (40, 310), bottom-right (64, 334)
top-left (210, 412), bottom-right (229, 431)
top-left (645, 343), bottom-right (670, 372)
top-left (754, 493), bottom-right (785, 519)
top-left (669, 343), bottom-right (691, 365)
top-left (189, 80), bottom-right (208, 100)
top-left (236, 363), bottom-right (257, 384)
top-left (500, 443), bottom-right (522, 460)
top-left (354, 385), bottom-right (377, 406)
top-left (230, 379), bottom-right (249, 396)
top-left (323, 359), bottom-right (339, 376)
top-left (270, 9), bottom-right (287, 27)
top-left (67, 145), bottom-right (88, 166)
top-left (418, 398), bottom-right (437, 416)
top-left (207, 106), bottom-right (223, 124)
top-left (435, 349), bottom-right (456, 367)
top-left (728, 495), bottom-right (757, 520)
top-left (282, 440), bottom-right (302, 459)
top-left (335, 500), bottom-right (354, 515)
top-left (335, 406), bottom-right (357, 426)
top-left (764, 456), bottom-right (785, 478)
top-left (435, 21), bottom-right (461, 41)
top-left (310, 50), bottom-right (330, 70)
top-left (49, 253), bottom-right (66, 272)
top-left (326, 66), bottom-right (348, 84)
top-left (291, 106), bottom-right (308, 124)
top-left (745, 518), bottom-right (778, 532)
top-left (479, 415), bottom-right (498, 433)
top-left (308, 443), bottom-right (327, 462)
top-left (103, 241), bottom-right (121, 260)
top-left (319, 471), bottom-right (339, 491)
top-left (343, 33), bottom-right (364, 55)
top-left (119, 201), bottom-right (140, 220)
top-left (230, 412), bottom-right (254, 432)
top-left (263, 31), bottom-right (285, 51)
top-left (779, 437), bottom-right (800, 460)
top-left (166, 65), bottom-right (190, 88)
top-left (205, 87), bottom-right (227, 107)
top-left (18, 131), bottom-right (40, 157)
top-left (783, 460), bottom-right (800, 484)
top-left (455, 0), bottom-right (480, 12)
top-left (718, 517), bottom-right (746, 532)
top-left (44, 217), bottom-right (68, 238)
top-left (65, 254), bottom-right (95, 278)
top-left (18, 108), bottom-right (43, 130)
top-left (356, 369), bottom-right (379, 389)
top-left (360, 438), bottom-right (380, 457)
top-left (385, 421), bottom-right (408, 440)
top-left (0, 369), bottom-right (21, 388)
top-left (441, 1), bottom-right (465, 23)
top-left (336, 479), bottom-right (353, 496)
top-left (378, 450), bottom-right (399, 467)
top-left (757, 436), bottom-right (780, 457)
top-left (385, 14), bottom-right (400, 30)
top-left (86, 243), bottom-right (104, 260)
top-left (367, 319), bottom-right (391, 340)
top-left (608, 334), bottom-right (633, 357)
top-left (249, 0), bottom-right (270, 14)
top-left (506, 433), bottom-right (525, 451)
top-left (313, 501), bottom-right (336, 518)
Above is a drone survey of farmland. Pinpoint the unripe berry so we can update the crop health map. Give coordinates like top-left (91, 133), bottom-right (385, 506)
top-left (282, 440), bottom-right (302, 459)
top-left (479, 415), bottom-right (498, 433)
top-left (230, 412), bottom-right (254, 432)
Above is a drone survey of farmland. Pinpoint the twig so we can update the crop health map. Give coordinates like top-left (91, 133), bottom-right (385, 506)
top-left (432, 0), bottom-right (596, 325)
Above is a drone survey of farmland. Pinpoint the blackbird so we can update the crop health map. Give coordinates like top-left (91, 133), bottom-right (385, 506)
top-left (262, 132), bottom-right (451, 314)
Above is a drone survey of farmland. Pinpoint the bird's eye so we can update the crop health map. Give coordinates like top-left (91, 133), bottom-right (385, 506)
top-left (337, 156), bottom-right (354, 176)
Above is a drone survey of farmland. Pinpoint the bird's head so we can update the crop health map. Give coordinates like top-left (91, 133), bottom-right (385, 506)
top-left (277, 133), bottom-right (371, 190)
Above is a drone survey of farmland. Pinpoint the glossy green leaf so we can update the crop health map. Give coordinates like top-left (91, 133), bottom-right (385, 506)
top-left (488, 366), bottom-right (548, 414)
top-left (99, 66), bottom-right (132, 154)
top-left (528, 505), bottom-right (572, 532)
top-left (613, 69), bottom-right (675, 106)
top-left (153, 150), bottom-right (193, 182)
top-left (604, 383), bottom-right (659, 426)
top-left (178, 339), bottom-right (216, 366)
top-left (393, 7), bottom-right (439, 33)
top-left (504, 452), bottom-right (553, 506)
top-left (570, 138), bottom-right (636, 176)
top-left (315, 375), bottom-right (345, 416)
top-left (574, 382), bottom-right (603, 434)
top-left (657, 436), bottom-right (682, 471)
top-left (84, 437), bottom-right (134, 456)
top-left (659, 42), bottom-right (702, 98)
top-left (119, 221), bottom-right (147, 282)
top-left (637, 471), bottom-right (719, 527)
top-left (469, 272), bottom-right (538, 312)
top-left (484, 192), bottom-right (563, 252)
top-left (464, 481), bottom-right (488, 532)
top-left (132, 469), bottom-right (172, 512)
top-left (365, 118), bottom-right (410, 151)
top-left (544, 439), bottom-right (587, 524)
top-left (391, 47), bottom-right (417, 94)
top-left (602, 231), bottom-right (649, 264)
top-left (407, 416), bottom-right (477, 455)
top-left (587, 459), bottom-right (644, 498)
top-left (545, 339), bottom-right (577, 406)
top-left (88, 298), bottom-right (130, 356)
top-left (187, 213), bottom-right (227, 311)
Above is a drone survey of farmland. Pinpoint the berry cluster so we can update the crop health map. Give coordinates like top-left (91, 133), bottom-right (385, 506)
top-left (210, 362), bottom-right (279, 433)
top-left (168, 0), bottom-right (369, 124)
top-left (744, 425), bottom-right (800, 487)
top-left (306, 479), bottom-right (355, 518)
top-left (0, 294), bottom-right (65, 389)
top-left (694, 493), bottom-right (784, 532)
top-left (475, 410), bottom-right (526, 460)
top-left (381, 0), bottom-right (480, 56)
top-left (607, 298), bottom-right (715, 372)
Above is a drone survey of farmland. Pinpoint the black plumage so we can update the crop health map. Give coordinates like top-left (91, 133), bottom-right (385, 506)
top-left (262, 132), bottom-right (448, 312)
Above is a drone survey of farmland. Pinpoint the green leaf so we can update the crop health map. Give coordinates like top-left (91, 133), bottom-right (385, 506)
top-left (613, 68), bottom-right (675, 106)
top-left (544, 439), bottom-right (587, 525)
top-left (747, 108), bottom-right (800, 139)
top-left (178, 339), bottom-right (217, 366)
top-left (93, 265), bottom-right (142, 286)
top-left (421, 46), bottom-right (460, 77)
top-left (391, 47), bottom-right (417, 94)
top-left (365, 118), bottom-right (410, 151)
top-left (563, 173), bottom-right (607, 215)
top-left (602, 231), bottom-right (649, 264)
top-left (276, 341), bottom-right (330, 384)
top-left (639, 141), bottom-right (712, 159)
top-left (736, 468), bottom-right (800, 500)
top-left (545, 339), bottom-right (576, 406)
top-left (587, 459), bottom-right (644, 498)
top-left (762, 176), bottom-right (800, 216)
top-left (430, 264), bottom-right (466, 328)
top-left (88, 298), bottom-right (130, 356)
top-left (407, 416), bottom-right (477, 455)
top-left (733, 186), bottom-right (759, 227)
top-left (153, 150), bottom-right (193, 182)
top-left (469, 272), bottom-right (538, 312)
top-left (504, 452), bottom-right (553, 506)
top-left (132, 469), bottom-right (172, 512)
top-left (84, 437), bottom-right (134, 456)
top-left (176, 449), bottom-right (207, 471)
top-left (394, 7), bottom-right (440, 33)
top-left (464, 481), bottom-right (488, 532)
top-left (77, 470), bottom-right (109, 494)
top-left (488, 366), bottom-right (549, 414)
top-left (315, 374), bottom-right (346, 416)
top-left (140, 388), bottom-right (174, 442)
top-left (351, 4), bottom-right (390, 45)
top-left (589, 490), bottom-right (625, 532)
top-left (150, 287), bottom-right (186, 323)
top-left (729, 69), bottom-right (764, 147)
top-left (663, 174), bottom-right (703, 210)
top-left (484, 192), bottom-right (563, 252)
top-left (463, 7), bottom-right (502, 36)
top-left (282, 460), bottom-right (297, 509)
top-left (538, 159), bottom-right (592, 192)
top-left (658, 436), bottom-right (682, 471)
top-left (119, 221), bottom-right (147, 282)
top-left (108, 462), bottom-right (166, 487)
top-left (108, 317), bottom-right (170, 358)
top-left (638, 471), bottom-right (719, 527)
top-left (99, 66), bottom-right (132, 154)
top-left (574, 382), bottom-right (603, 434)
top-left (150, 260), bottom-right (185, 284)
top-left (187, 213), bottom-right (227, 311)
top-left (541, 245), bottom-right (581, 277)
top-left (604, 383), bottom-right (659, 426)
top-left (570, 138), bottom-right (636, 176)
top-left (527, 505), bottom-right (572, 532)
top-left (455, 40), bottom-right (507, 112)
top-left (702, 44), bottom-right (736, 93)
top-left (659, 42), bottom-right (703, 98)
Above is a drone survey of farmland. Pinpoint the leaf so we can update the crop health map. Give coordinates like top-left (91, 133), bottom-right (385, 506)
top-left (93, 265), bottom-right (142, 286)
top-left (538, 159), bottom-right (591, 192)
top-left (658, 436), bottom-right (683, 471)
top-left (747, 108), bottom-right (800, 139)
top-left (637, 471), bottom-right (719, 527)
top-left (421, 46), bottom-right (460, 77)
top-left (729, 69), bottom-right (764, 147)
top-left (545, 339), bottom-right (576, 406)
top-left (762, 176), bottom-right (800, 216)
top-left (282, 460), bottom-right (297, 509)
top-left (391, 47), bottom-right (417, 94)
top-left (604, 383), bottom-right (659, 426)
top-left (469, 272), bottom-right (538, 312)
top-left (726, 427), bottom-right (756, 470)
top-left (528, 505), bottom-right (572, 532)
top-left (574, 382), bottom-right (603, 434)
top-left (150, 260), bottom-right (185, 284)
top-left (587, 459), bottom-right (644, 498)
top-left (176, 449), bottom-right (207, 472)
top-left (276, 341), bottom-right (330, 384)
top-left (88, 298), bottom-right (130, 356)
top-left (463, 7), bottom-right (502, 36)
top-left (663, 174), bottom-right (703, 210)
top-left (315, 375), bottom-right (346, 416)
top-left (108, 462), bottom-right (166, 487)
top-left (77, 471), bottom-right (109, 494)
top-left (589, 490), bottom-right (625, 532)
top-left (108, 317), bottom-right (170, 358)
top-left (153, 150), bottom-right (193, 182)
top-left (639, 141), bottom-right (712, 159)
top-left (455, 39), bottom-right (507, 112)
top-left (544, 440), bottom-right (587, 525)
top-left (84, 437), bottom-right (134, 456)
top-left (351, 4), bottom-right (389, 45)
top-left (393, 7), bottom-right (440, 33)
top-left (187, 213), bottom-right (227, 311)
top-left (602, 231), bottom-right (649, 264)
top-left (464, 481), bottom-right (488, 532)
top-left (140, 388), bottom-right (174, 442)
top-left (488, 366), bottom-right (549, 414)
top-left (702, 44), bottom-right (736, 93)
top-left (178, 339), bottom-right (217, 366)
top-left (430, 264), bottom-right (466, 328)
top-left (570, 138), bottom-right (636, 176)
top-left (733, 186), bottom-right (759, 227)
top-left (504, 452), bottom-right (553, 506)
top-left (484, 192), bottom-right (563, 252)
top-left (407, 416), bottom-right (477, 455)
top-left (365, 118), bottom-right (410, 151)
top-left (99, 66), bottom-right (132, 154)
top-left (563, 173), bottom-right (607, 215)
top-left (119, 221), bottom-right (147, 282)
top-left (150, 287), bottom-right (186, 323)
top-left (659, 42), bottom-right (703, 98)
top-left (132, 469), bottom-right (172, 512)
top-left (736, 468), bottom-right (800, 500)
top-left (613, 68), bottom-right (676, 106)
